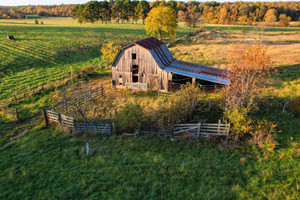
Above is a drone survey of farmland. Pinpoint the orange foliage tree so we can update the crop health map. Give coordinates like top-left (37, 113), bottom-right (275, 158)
top-left (224, 43), bottom-right (273, 141)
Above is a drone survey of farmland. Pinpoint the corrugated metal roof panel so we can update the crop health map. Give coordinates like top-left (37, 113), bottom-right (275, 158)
top-left (135, 37), bottom-right (164, 50)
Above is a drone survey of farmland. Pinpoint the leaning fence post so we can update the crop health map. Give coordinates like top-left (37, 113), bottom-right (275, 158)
top-left (14, 93), bottom-right (18, 103)
top-left (86, 142), bottom-right (90, 156)
top-left (58, 113), bottom-right (62, 127)
top-left (15, 109), bottom-right (20, 121)
top-left (41, 109), bottom-right (49, 127)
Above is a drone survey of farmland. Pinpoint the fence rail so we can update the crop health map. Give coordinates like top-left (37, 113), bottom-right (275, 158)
top-left (140, 120), bottom-right (230, 140)
top-left (42, 109), bottom-right (113, 135)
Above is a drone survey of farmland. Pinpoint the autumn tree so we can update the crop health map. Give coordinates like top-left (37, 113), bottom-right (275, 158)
top-left (135, 0), bottom-right (150, 24)
top-left (100, 42), bottom-right (121, 68)
top-left (224, 44), bottom-right (272, 141)
top-left (264, 8), bottom-right (277, 24)
top-left (279, 14), bottom-right (291, 27)
top-left (145, 6), bottom-right (177, 40)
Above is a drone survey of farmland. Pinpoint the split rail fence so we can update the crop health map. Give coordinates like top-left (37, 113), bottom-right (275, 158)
top-left (42, 109), bottom-right (114, 135)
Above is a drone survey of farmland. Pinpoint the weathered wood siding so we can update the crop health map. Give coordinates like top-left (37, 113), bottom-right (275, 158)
top-left (112, 45), bottom-right (172, 90)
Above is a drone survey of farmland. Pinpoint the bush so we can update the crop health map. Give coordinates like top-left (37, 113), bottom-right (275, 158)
top-left (248, 120), bottom-right (278, 151)
top-left (117, 101), bottom-right (146, 133)
top-left (224, 104), bottom-right (253, 141)
top-left (79, 65), bottom-right (95, 79)
top-left (41, 21), bottom-right (44, 25)
top-left (34, 19), bottom-right (39, 24)
top-left (290, 97), bottom-right (300, 117)
top-left (81, 65), bottom-right (95, 75)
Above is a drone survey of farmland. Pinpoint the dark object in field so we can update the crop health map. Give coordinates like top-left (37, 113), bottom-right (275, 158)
top-left (7, 35), bottom-right (15, 40)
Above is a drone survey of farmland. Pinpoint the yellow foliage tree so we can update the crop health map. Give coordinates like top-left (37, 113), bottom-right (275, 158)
top-left (100, 42), bottom-right (121, 68)
top-left (145, 6), bottom-right (177, 40)
top-left (264, 9), bottom-right (277, 24)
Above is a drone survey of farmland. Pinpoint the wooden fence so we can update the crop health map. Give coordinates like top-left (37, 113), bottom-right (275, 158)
top-left (42, 109), bottom-right (114, 135)
top-left (140, 120), bottom-right (230, 140)
top-left (51, 85), bottom-right (104, 112)
top-left (172, 120), bottom-right (230, 139)
top-left (125, 82), bottom-right (148, 90)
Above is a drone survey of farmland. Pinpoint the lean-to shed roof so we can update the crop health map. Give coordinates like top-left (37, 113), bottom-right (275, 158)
top-left (112, 37), bottom-right (230, 85)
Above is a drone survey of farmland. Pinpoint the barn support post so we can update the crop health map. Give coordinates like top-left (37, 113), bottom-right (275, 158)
top-left (192, 77), bottom-right (196, 87)
top-left (41, 109), bottom-right (49, 127)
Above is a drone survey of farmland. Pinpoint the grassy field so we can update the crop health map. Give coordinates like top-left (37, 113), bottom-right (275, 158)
top-left (0, 17), bottom-right (299, 199)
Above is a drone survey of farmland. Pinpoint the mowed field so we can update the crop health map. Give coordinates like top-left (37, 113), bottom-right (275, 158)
top-left (0, 17), bottom-right (300, 199)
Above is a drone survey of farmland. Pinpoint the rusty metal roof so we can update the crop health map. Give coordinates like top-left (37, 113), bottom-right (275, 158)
top-left (112, 37), bottom-right (231, 85)
top-left (135, 37), bottom-right (165, 50)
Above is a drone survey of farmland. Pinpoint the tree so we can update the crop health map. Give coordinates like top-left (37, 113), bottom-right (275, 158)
top-left (100, 42), bottom-right (121, 68)
top-left (81, 1), bottom-right (101, 24)
top-left (136, 0), bottom-right (150, 24)
top-left (264, 8), bottom-right (277, 24)
top-left (279, 14), bottom-right (291, 27)
top-left (145, 6), bottom-right (177, 40)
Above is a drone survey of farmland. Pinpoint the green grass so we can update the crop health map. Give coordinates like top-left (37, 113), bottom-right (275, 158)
top-left (0, 127), bottom-right (299, 199)
top-left (0, 17), bottom-right (299, 199)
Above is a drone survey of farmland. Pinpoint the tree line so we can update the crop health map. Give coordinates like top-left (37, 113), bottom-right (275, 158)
top-left (1, 1), bottom-right (300, 26)
top-left (72, 1), bottom-right (300, 26)
top-left (0, 5), bottom-right (73, 19)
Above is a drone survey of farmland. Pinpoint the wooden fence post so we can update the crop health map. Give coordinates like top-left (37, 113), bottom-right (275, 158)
top-left (15, 109), bottom-right (20, 121)
top-left (100, 85), bottom-right (104, 96)
top-left (197, 122), bottom-right (201, 139)
top-left (41, 109), bottom-right (49, 127)
top-left (14, 93), bottom-right (18, 103)
top-left (58, 113), bottom-right (62, 127)
top-left (218, 119), bottom-right (221, 134)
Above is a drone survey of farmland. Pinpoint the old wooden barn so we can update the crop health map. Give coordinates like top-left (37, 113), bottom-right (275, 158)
top-left (111, 37), bottom-right (230, 91)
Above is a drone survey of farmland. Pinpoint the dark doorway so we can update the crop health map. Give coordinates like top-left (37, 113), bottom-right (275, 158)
top-left (132, 65), bottom-right (139, 82)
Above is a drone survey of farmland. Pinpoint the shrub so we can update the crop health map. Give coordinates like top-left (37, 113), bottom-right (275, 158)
top-left (117, 101), bottom-right (146, 133)
top-left (41, 21), bottom-right (44, 25)
top-left (34, 19), bottom-right (39, 24)
top-left (290, 97), bottom-right (300, 117)
top-left (248, 120), bottom-right (278, 151)
top-left (81, 65), bottom-right (95, 75)
top-left (224, 103), bottom-right (253, 141)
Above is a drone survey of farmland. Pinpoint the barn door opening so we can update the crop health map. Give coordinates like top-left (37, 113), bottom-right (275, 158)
top-left (150, 75), bottom-right (159, 90)
top-left (132, 65), bottom-right (138, 82)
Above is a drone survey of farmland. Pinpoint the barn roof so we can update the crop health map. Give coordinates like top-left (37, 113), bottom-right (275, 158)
top-left (112, 37), bottom-right (231, 85)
